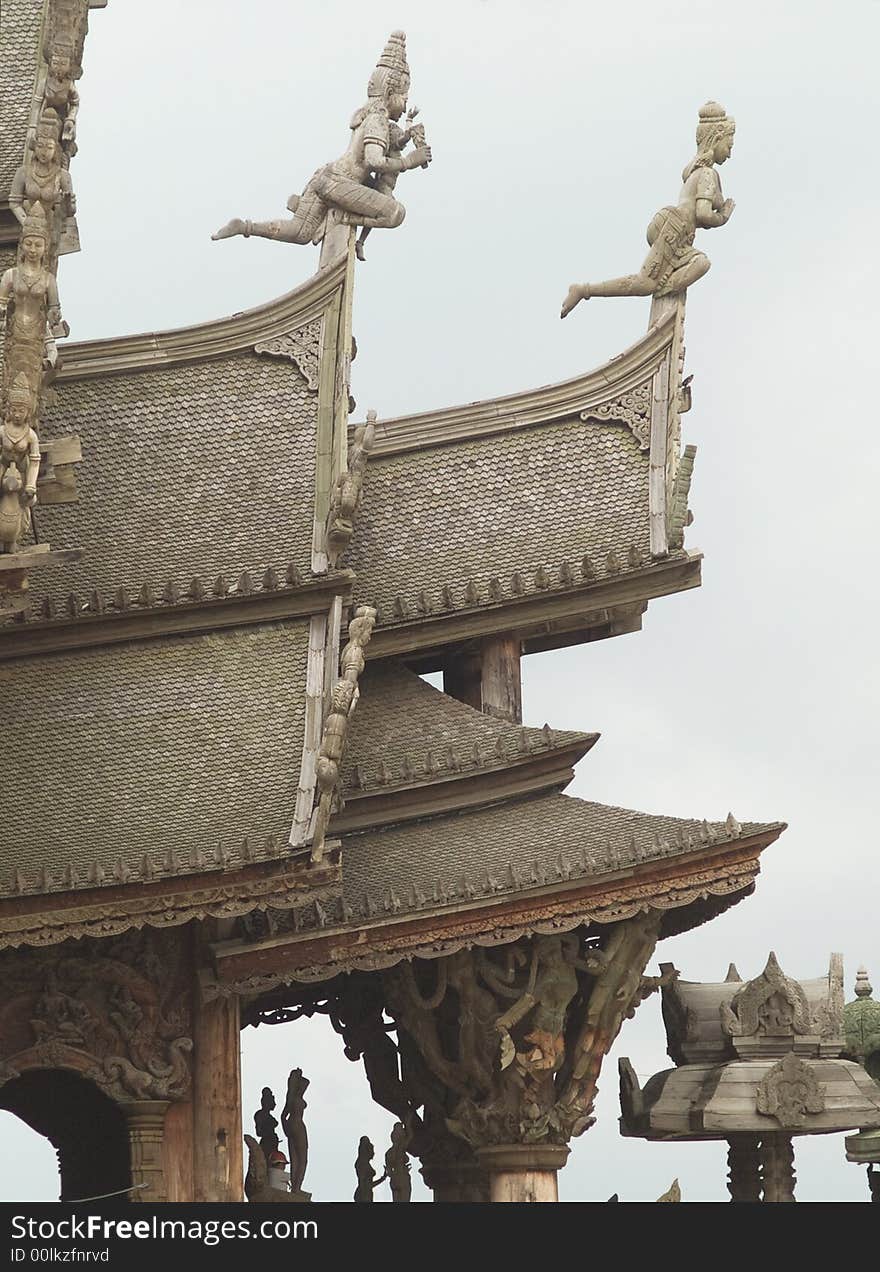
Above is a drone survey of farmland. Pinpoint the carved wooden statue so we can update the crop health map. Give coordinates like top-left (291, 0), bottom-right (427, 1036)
top-left (0, 374), bottom-right (41, 552)
top-left (280, 1067), bottom-right (309, 1194)
top-left (254, 1086), bottom-right (280, 1158)
top-left (561, 101), bottom-right (735, 317)
top-left (354, 1135), bottom-right (386, 1201)
top-left (0, 204), bottom-right (67, 383)
top-left (212, 31), bottom-right (431, 251)
top-left (326, 412), bottom-right (376, 566)
top-left (9, 112), bottom-right (76, 232)
top-left (384, 1121), bottom-right (412, 1202)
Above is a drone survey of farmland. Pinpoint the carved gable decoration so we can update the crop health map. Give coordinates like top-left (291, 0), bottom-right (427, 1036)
top-left (254, 318), bottom-right (323, 392)
top-left (720, 952), bottom-right (812, 1057)
top-left (0, 928), bottom-right (193, 1104)
top-left (580, 382), bottom-right (652, 452)
top-left (755, 1053), bottom-right (826, 1129)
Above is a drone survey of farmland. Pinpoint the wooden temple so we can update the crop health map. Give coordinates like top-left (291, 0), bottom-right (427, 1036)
top-left (0, 5), bottom-right (793, 1203)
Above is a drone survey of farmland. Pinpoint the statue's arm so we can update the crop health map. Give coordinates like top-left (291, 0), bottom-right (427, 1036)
top-left (364, 140), bottom-right (431, 174)
top-left (0, 270), bottom-right (13, 319)
top-left (25, 429), bottom-right (41, 498)
top-left (695, 196), bottom-right (734, 228)
top-left (8, 169), bottom-right (26, 224)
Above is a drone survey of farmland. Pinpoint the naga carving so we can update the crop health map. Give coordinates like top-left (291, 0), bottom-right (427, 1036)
top-left (213, 31), bottom-right (432, 254)
top-left (310, 604), bottom-right (377, 862)
top-left (562, 101), bottom-right (735, 317)
top-left (326, 412), bottom-right (376, 566)
top-left (381, 915), bottom-right (664, 1152)
top-left (0, 928), bottom-right (193, 1103)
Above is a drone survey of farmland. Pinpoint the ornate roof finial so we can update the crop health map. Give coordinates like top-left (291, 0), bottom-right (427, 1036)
top-left (855, 966), bottom-right (874, 999)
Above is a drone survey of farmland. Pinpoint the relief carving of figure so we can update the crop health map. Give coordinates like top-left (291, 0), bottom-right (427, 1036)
top-left (212, 31), bottom-right (431, 252)
top-left (0, 374), bottom-right (40, 552)
top-left (0, 204), bottom-right (67, 382)
top-left (561, 101), bottom-right (736, 317)
top-left (43, 38), bottom-right (81, 145)
top-left (9, 112), bottom-right (76, 230)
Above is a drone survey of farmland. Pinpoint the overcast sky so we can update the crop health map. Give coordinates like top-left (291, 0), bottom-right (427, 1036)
top-left (2, 0), bottom-right (878, 1202)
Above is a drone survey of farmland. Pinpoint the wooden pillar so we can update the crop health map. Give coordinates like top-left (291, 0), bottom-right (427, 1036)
top-left (760, 1133), bottom-right (796, 1202)
top-left (193, 992), bottom-right (243, 1202)
top-left (476, 1144), bottom-right (569, 1202)
top-left (125, 1101), bottom-right (170, 1203)
top-left (726, 1133), bottom-right (761, 1202)
top-left (163, 1099), bottom-right (194, 1202)
top-left (443, 651), bottom-right (482, 711)
top-left (479, 635), bottom-right (522, 723)
top-left (444, 636), bottom-right (523, 723)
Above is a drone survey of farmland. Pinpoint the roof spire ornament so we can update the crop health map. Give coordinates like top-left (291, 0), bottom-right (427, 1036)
top-left (561, 100), bottom-right (736, 318)
top-left (212, 29), bottom-right (431, 260)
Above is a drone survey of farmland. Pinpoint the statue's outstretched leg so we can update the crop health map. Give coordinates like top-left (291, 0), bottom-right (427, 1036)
top-left (561, 271), bottom-right (659, 318)
top-left (312, 171), bottom-right (407, 232)
top-left (657, 253), bottom-right (710, 295)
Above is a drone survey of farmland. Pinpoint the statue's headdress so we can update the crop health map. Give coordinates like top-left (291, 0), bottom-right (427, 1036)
top-left (20, 202), bottom-right (50, 242)
top-left (368, 30), bottom-right (410, 100)
top-left (8, 373), bottom-right (35, 409)
top-left (695, 100), bottom-right (735, 147)
top-left (33, 108), bottom-right (62, 145)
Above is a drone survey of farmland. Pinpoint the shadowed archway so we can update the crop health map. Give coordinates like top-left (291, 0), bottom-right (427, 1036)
top-left (0, 1070), bottom-right (131, 1202)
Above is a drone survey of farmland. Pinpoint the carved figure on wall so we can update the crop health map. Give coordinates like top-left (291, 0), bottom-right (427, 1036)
top-left (280, 1068), bottom-right (309, 1193)
top-left (561, 101), bottom-right (735, 317)
top-left (0, 205), bottom-right (67, 383)
top-left (384, 1121), bottom-right (413, 1202)
top-left (212, 31), bottom-right (431, 252)
top-left (755, 1053), bottom-right (826, 1129)
top-left (0, 930), bottom-right (193, 1104)
top-left (254, 1086), bottom-right (280, 1158)
top-left (354, 1135), bottom-right (386, 1201)
top-left (43, 38), bottom-right (81, 145)
top-left (310, 604), bottom-right (377, 861)
top-left (0, 374), bottom-right (40, 552)
top-left (9, 113), bottom-right (76, 228)
top-left (326, 412), bottom-right (376, 566)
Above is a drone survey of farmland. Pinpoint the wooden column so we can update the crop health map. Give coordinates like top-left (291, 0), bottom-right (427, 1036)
top-left (476, 1144), bottom-right (569, 1202)
top-left (726, 1133), bottom-right (761, 1201)
top-left (443, 651), bottom-right (482, 711)
top-left (760, 1133), bottom-right (796, 1202)
top-left (479, 635), bottom-right (522, 723)
top-left (192, 992), bottom-right (243, 1202)
top-left (163, 1100), bottom-right (194, 1202)
top-left (125, 1101), bottom-right (170, 1203)
top-left (444, 637), bottom-right (523, 723)
top-left (420, 1160), bottom-right (490, 1203)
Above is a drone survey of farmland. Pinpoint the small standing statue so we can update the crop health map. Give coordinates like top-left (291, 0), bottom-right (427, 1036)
top-left (280, 1068), bottom-right (309, 1195)
top-left (254, 1086), bottom-right (280, 1159)
top-left (561, 101), bottom-right (736, 317)
top-left (354, 1136), bottom-right (387, 1202)
top-left (0, 374), bottom-right (41, 553)
top-left (0, 203), bottom-right (67, 382)
top-left (384, 1122), bottom-right (412, 1203)
top-left (212, 31), bottom-right (431, 252)
top-left (9, 110), bottom-right (76, 237)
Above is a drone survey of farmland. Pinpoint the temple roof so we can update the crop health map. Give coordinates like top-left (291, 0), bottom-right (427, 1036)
top-left (344, 312), bottom-right (700, 660)
top-left (0, 0), bottom-right (43, 206)
top-left (0, 621), bottom-right (312, 896)
top-left (340, 661), bottom-right (594, 796)
top-left (341, 794), bottom-right (779, 919)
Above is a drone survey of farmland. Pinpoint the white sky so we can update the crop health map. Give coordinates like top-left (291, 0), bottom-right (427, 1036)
top-left (2, 0), bottom-right (879, 1201)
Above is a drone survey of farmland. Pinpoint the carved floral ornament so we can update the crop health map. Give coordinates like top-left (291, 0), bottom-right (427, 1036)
top-left (0, 928), bottom-right (193, 1104)
top-left (580, 382), bottom-right (652, 452)
top-left (254, 317), bottom-right (323, 392)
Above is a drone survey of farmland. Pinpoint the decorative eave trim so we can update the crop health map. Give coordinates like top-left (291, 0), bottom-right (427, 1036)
top-left (55, 256), bottom-right (349, 380)
top-left (358, 310), bottom-right (677, 457)
top-left (0, 568), bottom-right (354, 659)
top-left (333, 732), bottom-right (598, 834)
top-left (0, 846), bottom-right (342, 952)
top-left (206, 827), bottom-right (785, 997)
top-left (365, 553), bottom-right (702, 660)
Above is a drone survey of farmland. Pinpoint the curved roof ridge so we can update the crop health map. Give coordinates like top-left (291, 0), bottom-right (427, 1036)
top-left (359, 310), bottom-right (677, 456)
top-left (56, 255), bottom-right (348, 380)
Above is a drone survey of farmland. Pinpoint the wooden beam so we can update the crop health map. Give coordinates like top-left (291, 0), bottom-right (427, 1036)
top-left (480, 635), bottom-right (522, 723)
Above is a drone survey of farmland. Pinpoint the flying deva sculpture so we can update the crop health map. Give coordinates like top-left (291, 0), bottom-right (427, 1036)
top-left (561, 101), bottom-right (735, 317)
top-left (211, 30), bottom-right (432, 257)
